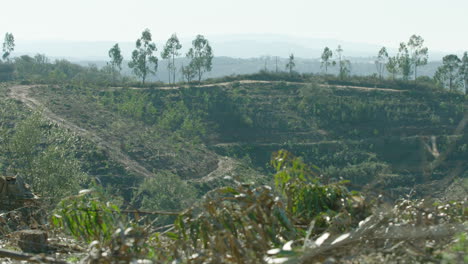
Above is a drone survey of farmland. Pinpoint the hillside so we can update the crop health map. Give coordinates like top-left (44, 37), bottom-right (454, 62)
top-left (17, 78), bottom-right (467, 199)
top-left (1, 76), bottom-right (467, 263)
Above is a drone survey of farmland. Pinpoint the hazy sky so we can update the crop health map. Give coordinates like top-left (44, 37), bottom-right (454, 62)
top-left (1, 0), bottom-right (467, 52)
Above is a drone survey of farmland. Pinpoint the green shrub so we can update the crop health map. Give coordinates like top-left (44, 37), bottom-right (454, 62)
top-left (132, 170), bottom-right (198, 213)
top-left (271, 150), bottom-right (369, 226)
top-left (6, 112), bottom-right (88, 203)
top-left (52, 189), bottom-right (122, 244)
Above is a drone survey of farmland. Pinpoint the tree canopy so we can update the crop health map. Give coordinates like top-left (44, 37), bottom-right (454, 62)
top-left (2, 33), bottom-right (15, 62)
top-left (408, 34), bottom-right (428, 80)
top-left (161, 33), bottom-right (182, 85)
top-left (128, 29), bottom-right (158, 84)
top-left (434, 54), bottom-right (462, 91)
top-left (186, 35), bottom-right (213, 83)
top-left (285, 53), bottom-right (295, 74)
top-left (108, 43), bottom-right (123, 82)
top-left (321, 47), bottom-right (334, 73)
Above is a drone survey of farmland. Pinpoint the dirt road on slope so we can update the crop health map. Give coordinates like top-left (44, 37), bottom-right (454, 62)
top-left (118, 80), bottom-right (406, 93)
top-left (7, 84), bottom-right (247, 184)
top-left (8, 85), bottom-right (156, 179)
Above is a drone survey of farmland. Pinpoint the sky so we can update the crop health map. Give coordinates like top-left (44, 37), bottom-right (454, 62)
top-left (1, 0), bottom-right (467, 54)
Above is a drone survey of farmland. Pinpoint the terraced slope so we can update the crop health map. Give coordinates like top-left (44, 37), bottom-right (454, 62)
top-left (24, 81), bottom-right (468, 199)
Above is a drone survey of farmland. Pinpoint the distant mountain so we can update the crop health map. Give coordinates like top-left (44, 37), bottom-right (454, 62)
top-left (10, 34), bottom-right (448, 82)
top-left (13, 34), bottom-right (450, 61)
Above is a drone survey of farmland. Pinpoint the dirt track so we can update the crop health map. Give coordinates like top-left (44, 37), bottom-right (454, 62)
top-left (8, 85), bottom-right (156, 179)
top-left (119, 80), bottom-right (406, 93)
top-left (7, 84), bottom-right (234, 182)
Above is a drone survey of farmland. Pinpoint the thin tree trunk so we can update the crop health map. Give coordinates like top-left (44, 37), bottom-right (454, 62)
top-left (198, 68), bottom-right (202, 83)
top-left (379, 64), bottom-right (381, 79)
top-left (275, 57), bottom-right (278, 73)
top-left (172, 53), bottom-right (176, 85)
top-left (167, 61), bottom-right (171, 85)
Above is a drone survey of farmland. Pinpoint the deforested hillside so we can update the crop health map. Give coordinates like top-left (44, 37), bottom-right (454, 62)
top-left (0, 69), bottom-right (466, 264)
top-left (19, 77), bottom-right (466, 200)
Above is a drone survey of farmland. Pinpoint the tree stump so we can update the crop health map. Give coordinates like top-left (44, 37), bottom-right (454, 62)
top-left (17, 230), bottom-right (48, 253)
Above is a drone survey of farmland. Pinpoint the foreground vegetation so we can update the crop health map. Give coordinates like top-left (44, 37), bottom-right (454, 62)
top-left (49, 151), bottom-right (466, 263)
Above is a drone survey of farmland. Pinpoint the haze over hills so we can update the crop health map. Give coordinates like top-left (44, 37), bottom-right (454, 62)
top-left (10, 34), bottom-right (451, 82)
top-left (14, 34), bottom-right (452, 61)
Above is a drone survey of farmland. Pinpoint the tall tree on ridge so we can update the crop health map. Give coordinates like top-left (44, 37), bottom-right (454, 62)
top-left (285, 53), bottom-right (295, 74)
top-left (408, 34), bottom-right (428, 80)
top-left (336, 45), bottom-right (350, 79)
top-left (128, 29), bottom-right (158, 84)
top-left (186, 35), bottom-right (213, 83)
top-left (375, 47), bottom-right (388, 79)
top-left (108, 43), bottom-right (123, 82)
top-left (161, 33), bottom-right (182, 85)
top-left (2, 33), bottom-right (15, 62)
top-left (321, 47), bottom-right (334, 73)
top-left (434, 54), bottom-right (461, 91)
top-left (397, 42), bottom-right (412, 80)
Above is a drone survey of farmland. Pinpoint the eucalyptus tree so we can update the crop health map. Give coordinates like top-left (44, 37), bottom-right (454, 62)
top-left (375, 47), bottom-right (388, 79)
top-left (187, 35), bottom-right (213, 83)
top-left (285, 53), bottom-right (295, 74)
top-left (108, 43), bottom-right (123, 82)
top-left (2, 33), bottom-right (15, 62)
top-left (181, 64), bottom-right (196, 83)
top-left (407, 35), bottom-right (428, 80)
top-left (460, 52), bottom-right (468, 93)
top-left (320, 47), bottom-right (334, 73)
top-left (397, 42), bottom-right (412, 80)
top-left (386, 56), bottom-right (399, 79)
top-left (336, 45), bottom-right (350, 79)
top-left (434, 54), bottom-right (461, 91)
top-left (128, 29), bottom-right (158, 84)
top-left (161, 33), bottom-right (182, 85)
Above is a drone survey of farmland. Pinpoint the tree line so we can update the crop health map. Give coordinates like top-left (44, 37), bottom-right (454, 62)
top-left (314, 34), bottom-right (467, 93)
top-left (318, 35), bottom-right (428, 81)
top-left (1, 31), bottom-right (468, 92)
top-left (371, 35), bottom-right (467, 93)
top-left (107, 29), bottom-right (213, 84)
top-left (0, 30), bottom-right (214, 85)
